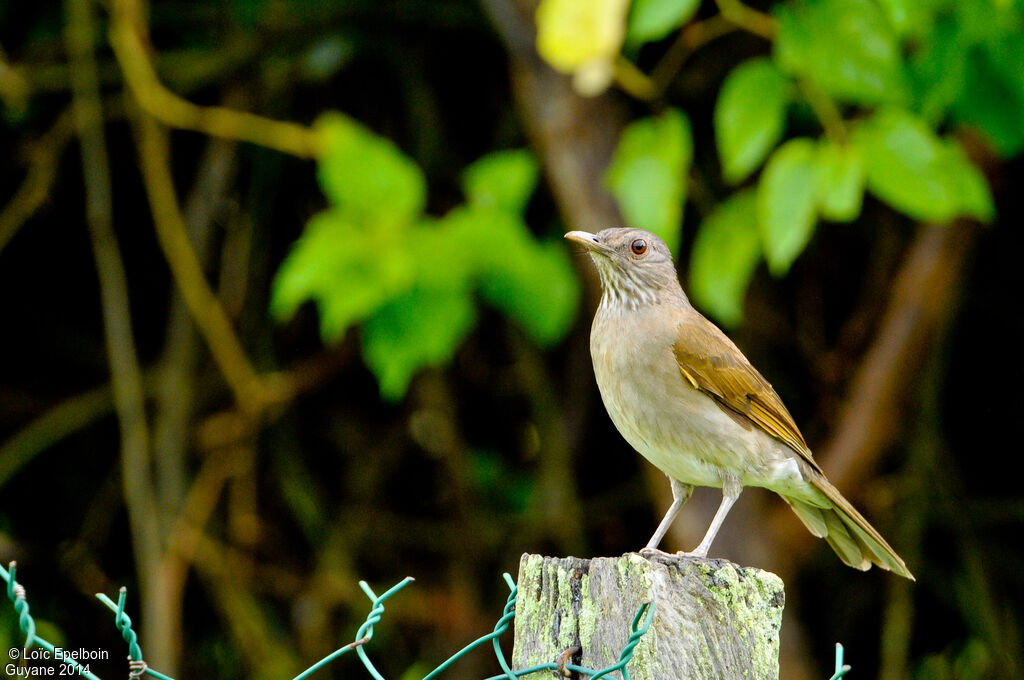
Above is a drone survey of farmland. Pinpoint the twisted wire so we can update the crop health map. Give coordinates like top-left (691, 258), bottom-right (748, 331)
top-left (587, 601), bottom-right (655, 680)
top-left (95, 587), bottom-right (174, 680)
top-left (489, 585), bottom-right (519, 680)
top-left (353, 577), bottom-right (416, 680)
top-left (2, 563), bottom-right (101, 680)
top-left (112, 587), bottom-right (145, 662)
top-left (422, 573), bottom-right (519, 680)
top-left (128, 659), bottom-right (149, 679)
top-left (5, 562), bottom-right (37, 650)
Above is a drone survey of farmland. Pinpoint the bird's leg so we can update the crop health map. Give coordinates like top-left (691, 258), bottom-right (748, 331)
top-left (684, 474), bottom-right (742, 558)
top-left (640, 477), bottom-right (694, 555)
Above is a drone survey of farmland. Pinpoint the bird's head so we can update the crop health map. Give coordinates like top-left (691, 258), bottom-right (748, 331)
top-left (565, 228), bottom-right (686, 310)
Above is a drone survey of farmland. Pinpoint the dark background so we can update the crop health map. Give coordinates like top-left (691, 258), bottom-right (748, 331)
top-left (2, 1), bottom-right (1022, 679)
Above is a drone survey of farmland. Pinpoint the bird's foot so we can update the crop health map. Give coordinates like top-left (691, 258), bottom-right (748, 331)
top-left (640, 546), bottom-right (716, 561)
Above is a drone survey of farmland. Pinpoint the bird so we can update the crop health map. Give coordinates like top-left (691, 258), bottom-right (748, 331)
top-left (565, 227), bottom-right (913, 579)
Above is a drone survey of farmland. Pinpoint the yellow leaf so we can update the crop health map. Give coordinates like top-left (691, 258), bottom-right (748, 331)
top-left (536, 0), bottom-right (629, 95)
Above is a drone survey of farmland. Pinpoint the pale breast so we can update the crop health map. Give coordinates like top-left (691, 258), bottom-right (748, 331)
top-left (590, 304), bottom-right (811, 495)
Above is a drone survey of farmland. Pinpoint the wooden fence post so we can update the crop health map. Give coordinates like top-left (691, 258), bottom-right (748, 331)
top-left (512, 553), bottom-right (785, 679)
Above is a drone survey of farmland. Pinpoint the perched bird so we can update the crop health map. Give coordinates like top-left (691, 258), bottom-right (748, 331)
top-left (566, 227), bottom-right (913, 579)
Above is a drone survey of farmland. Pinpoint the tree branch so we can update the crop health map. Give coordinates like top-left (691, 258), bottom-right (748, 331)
top-left (0, 382), bottom-right (114, 489)
top-left (649, 14), bottom-right (736, 100)
top-left (130, 109), bottom-right (272, 416)
top-left (714, 0), bottom-right (776, 39)
top-left (797, 78), bottom-right (847, 142)
top-left (152, 126), bottom-right (239, 513)
top-left (0, 111), bottom-right (73, 255)
top-left (108, 0), bottom-right (320, 158)
top-left (819, 222), bottom-right (976, 492)
top-left (65, 0), bottom-right (166, 665)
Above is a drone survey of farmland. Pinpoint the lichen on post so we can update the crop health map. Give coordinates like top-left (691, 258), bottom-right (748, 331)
top-left (512, 553), bottom-right (785, 679)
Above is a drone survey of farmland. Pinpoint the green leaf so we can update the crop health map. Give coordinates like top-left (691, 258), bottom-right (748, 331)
top-left (757, 138), bottom-right (819, 276)
top-left (950, 34), bottom-right (1024, 156)
top-left (269, 211), bottom-right (415, 341)
top-left (854, 108), bottom-right (994, 223)
top-left (626, 0), bottom-right (701, 45)
top-left (462, 149), bottom-right (539, 215)
top-left (431, 205), bottom-right (581, 345)
top-left (814, 139), bottom-right (865, 222)
top-left (479, 239), bottom-right (580, 346)
top-left (443, 205), bottom-right (580, 345)
top-left (952, 0), bottom-right (1022, 44)
top-left (314, 112), bottom-right (426, 229)
top-left (689, 190), bottom-right (761, 327)
top-left (906, 17), bottom-right (967, 125)
top-left (715, 58), bottom-right (792, 184)
top-left (405, 217), bottom-right (478, 291)
top-left (874, 0), bottom-right (941, 39)
top-left (362, 286), bottom-right (477, 400)
top-left (605, 107), bottom-right (692, 253)
top-left (275, 133), bottom-right (581, 402)
top-left (774, 0), bottom-right (908, 105)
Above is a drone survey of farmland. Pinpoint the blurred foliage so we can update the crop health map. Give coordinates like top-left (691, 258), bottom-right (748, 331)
top-left (775, 0), bottom-right (908, 105)
top-left (604, 107), bottom-right (692, 253)
top-left (688, 189), bottom-right (759, 327)
top-left (272, 121), bottom-right (578, 399)
top-left (543, 0), bottom-right (1010, 323)
top-left (626, 0), bottom-right (702, 45)
top-left (2, 0), bottom-right (1023, 679)
top-left (756, 137), bottom-right (819, 275)
top-left (854, 108), bottom-right (993, 223)
top-left (914, 639), bottom-right (994, 680)
top-left (714, 57), bottom-right (791, 185)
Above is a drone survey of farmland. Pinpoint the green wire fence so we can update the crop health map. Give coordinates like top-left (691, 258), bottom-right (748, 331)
top-left (3, 562), bottom-right (101, 680)
top-left (3, 561), bottom-right (654, 680)
top-left (3, 560), bottom-right (851, 680)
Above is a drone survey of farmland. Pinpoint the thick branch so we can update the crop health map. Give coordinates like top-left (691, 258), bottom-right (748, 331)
top-left (816, 222), bottom-right (976, 489)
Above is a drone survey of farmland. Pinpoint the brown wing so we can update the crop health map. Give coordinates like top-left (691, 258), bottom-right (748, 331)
top-left (673, 312), bottom-right (821, 474)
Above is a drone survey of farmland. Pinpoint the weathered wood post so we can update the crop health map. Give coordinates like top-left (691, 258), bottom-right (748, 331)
top-left (512, 553), bottom-right (785, 679)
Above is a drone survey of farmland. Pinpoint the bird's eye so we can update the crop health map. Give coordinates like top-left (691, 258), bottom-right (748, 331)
top-left (630, 239), bottom-right (647, 255)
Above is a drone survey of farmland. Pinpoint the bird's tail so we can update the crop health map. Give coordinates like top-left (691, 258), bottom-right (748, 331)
top-left (782, 478), bottom-right (914, 580)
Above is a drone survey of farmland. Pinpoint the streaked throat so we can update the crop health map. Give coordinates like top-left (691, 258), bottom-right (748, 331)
top-left (594, 261), bottom-right (660, 313)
